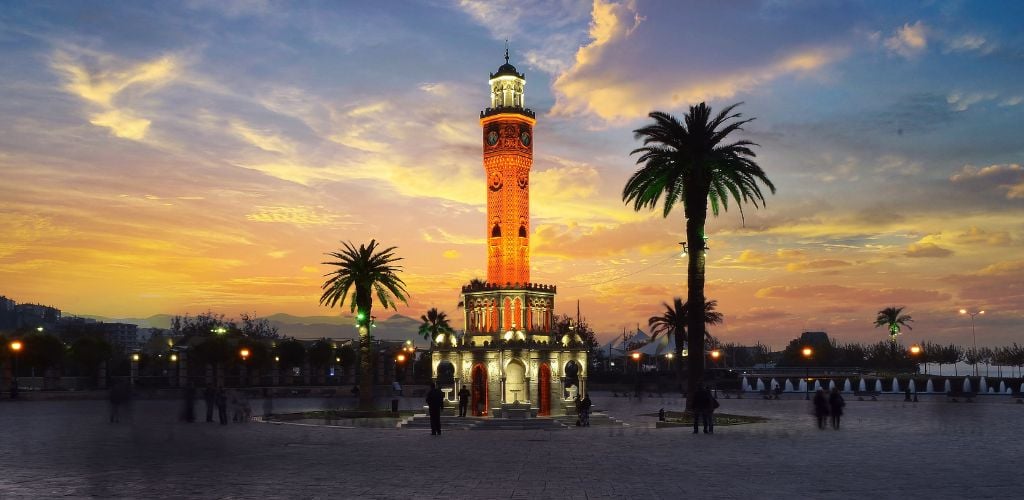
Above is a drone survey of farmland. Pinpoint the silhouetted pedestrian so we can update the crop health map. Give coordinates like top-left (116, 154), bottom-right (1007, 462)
top-left (458, 386), bottom-right (471, 417)
top-left (216, 387), bottom-right (228, 425)
top-left (426, 383), bottom-right (444, 435)
top-left (829, 387), bottom-right (845, 430)
top-left (813, 389), bottom-right (829, 429)
top-left (109, 380), bottom-right (130, 423)
top-left (181, 384), bottom-right (196, 423)
top-left (574, 395), bottom-right (582, 426)
top-left (692, 385), bottom-right (716, 434)
top-left (204, 385), bottom-right (216, 422)
top-left (580, 394), bottom-right (593, 427)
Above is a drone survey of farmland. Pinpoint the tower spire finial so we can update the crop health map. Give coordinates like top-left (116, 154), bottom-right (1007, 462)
top-left (505, 39), bottom-right (510, 64)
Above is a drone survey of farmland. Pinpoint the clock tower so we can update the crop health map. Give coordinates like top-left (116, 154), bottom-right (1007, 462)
top-left (430, 48), bottom-right (588, 419)
top-left (481, 46), bottom-right (534, 286)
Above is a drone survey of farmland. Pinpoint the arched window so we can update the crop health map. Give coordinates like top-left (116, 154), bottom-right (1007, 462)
top-left (518, 226), bottom-right (527, 237)
top-left (491, 224), bottom-right (501, 237)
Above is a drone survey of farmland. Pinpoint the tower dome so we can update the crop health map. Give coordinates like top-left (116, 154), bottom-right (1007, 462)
top-left (484, 44), bottom-right (531, 117)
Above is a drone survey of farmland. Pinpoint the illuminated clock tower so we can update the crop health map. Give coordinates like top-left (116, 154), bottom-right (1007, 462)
top-left (430, 48), bottom-right (588, 419)
top-left (481, 47), bottom-right (534, 286)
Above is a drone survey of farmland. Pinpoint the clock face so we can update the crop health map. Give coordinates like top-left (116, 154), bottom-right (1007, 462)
top-left (520, 131), bottom-right (531, 146)
top-left (487, 130), bottom-right (499, 146)
top-left (488, 173), bottom-right (503, 191)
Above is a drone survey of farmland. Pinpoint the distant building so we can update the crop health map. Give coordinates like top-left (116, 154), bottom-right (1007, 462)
top-left (799, 331), bottom-right (830, 345)
top-left (0, 296), bottom-right (16, 330)
top-left (99, 322), bottom-right (140, 353)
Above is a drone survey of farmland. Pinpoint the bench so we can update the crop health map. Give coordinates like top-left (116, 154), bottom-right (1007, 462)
top-left (853, 391), bottom-right (880, 401)
top-left (720, 390), bottom-right (743, 399)
top-left (759, 389), bottom-right (781, 400)
top-left (946, 391), bottom-right (977, 402)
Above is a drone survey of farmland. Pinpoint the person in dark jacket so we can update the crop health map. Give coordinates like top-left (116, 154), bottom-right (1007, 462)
top-left (216, 387), bottom-right (228, 425)
top-left (426, 383), bottom-right (444, 435)
top-left (580, 394), bottom-right (593, 427)
top-left (204, 385), bottom-right (216, 423)
top-left (458, 386), bottom-right (471, 417)
top-left (828, 387), bottom-right (845, 430)
top-left (813, 389), bottom-right (829, 429)
top-left (691, 386), bottom-right (710, 434)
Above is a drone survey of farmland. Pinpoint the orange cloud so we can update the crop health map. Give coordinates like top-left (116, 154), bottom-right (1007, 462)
top-left (905, 242), bottom-right (953, 258)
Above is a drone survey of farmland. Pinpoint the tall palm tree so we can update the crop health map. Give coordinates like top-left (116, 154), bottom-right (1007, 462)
top-left (874, 306), bottom-right (913, 345)
top-left (623, 103), bottom-right (775, 406)
top-left (648, 298), bottom-right (724, 389)
top-left (320, 240), bottom-right (408, 410)
top-left (419, 308), bottom-right (455, 345)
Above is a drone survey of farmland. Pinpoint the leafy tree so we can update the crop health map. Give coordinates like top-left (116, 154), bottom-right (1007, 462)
top-left (276, 338), bottom-right (306, 369)
top-left (623, 103), bottom-right (775, 406)
top-left (553, 315), bottom-right (599, 350)
top-left (238, 313), bottom-right (280, 339)
top-left (647, 298), bottom-right (723, 385)
top-left (23, 333), bottom-right (65, 373)
top-left (943, 344), bottom-right (964, 376)
top-left (874, 306), bottom-right (913, 345)
top-left (171, 312), bottom-right (229, 339)
top-left (418, 308), bottom-right (455, 344)
top-left (320, 240), bottom-right (408, 409)
top-left (68, 336), bottom-right (113, 377)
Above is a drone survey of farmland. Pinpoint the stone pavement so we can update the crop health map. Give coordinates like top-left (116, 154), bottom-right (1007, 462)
top-left (1, 392), bottom-right (1021, 499)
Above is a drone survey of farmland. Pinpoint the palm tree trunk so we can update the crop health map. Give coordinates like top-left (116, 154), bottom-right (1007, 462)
top-left (685, 213), bottom-right (707, 410)
top-left (674, 328), bottom-right (685, 393)
top-left (357, 304), bottom-right (374, 410)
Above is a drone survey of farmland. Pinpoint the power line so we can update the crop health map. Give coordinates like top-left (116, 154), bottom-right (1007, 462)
top-left (562, 252), bottom-right (681, 289)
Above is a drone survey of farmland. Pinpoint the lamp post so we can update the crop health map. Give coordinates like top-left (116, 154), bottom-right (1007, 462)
top-left (909, 345), bottom-right (921, 402)
top-left (802, 347), bottom-right (813, 400)
top-left (959, 309), bottom-right (984, 377)
top-left (239, 348), bottom-right (250, 386)
top-left (9, 340), bottom-right (23, 396)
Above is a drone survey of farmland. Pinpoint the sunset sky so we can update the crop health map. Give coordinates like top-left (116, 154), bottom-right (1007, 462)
top-left (1, 1), bottom-right (1022, 348)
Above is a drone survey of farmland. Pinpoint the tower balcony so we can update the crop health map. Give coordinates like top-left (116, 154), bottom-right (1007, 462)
top-left (480, 106), bottom-right (535, 119)
top-left (461, 280), bottom-right (555, 294)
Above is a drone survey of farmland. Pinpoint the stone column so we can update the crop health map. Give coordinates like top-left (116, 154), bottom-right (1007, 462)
top-left (500, 377), bottom-right (507, 404)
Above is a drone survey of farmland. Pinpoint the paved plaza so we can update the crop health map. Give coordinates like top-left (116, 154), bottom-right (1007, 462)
top-left (1, 392), bottom-right (1021, 499)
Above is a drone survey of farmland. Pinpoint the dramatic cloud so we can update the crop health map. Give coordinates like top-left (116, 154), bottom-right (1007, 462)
top-left (950, 164), bottom-right (1024, 199)
top-left (550, 0), bottom-right (847, 122)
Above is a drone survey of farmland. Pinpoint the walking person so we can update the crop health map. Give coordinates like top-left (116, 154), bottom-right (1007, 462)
top-left (181, 383), bottom-right (196, 423)
top-left (574, 394), bottom-right (583, 426)
top-left (109, 380), bottom-right (129, 423)
top-left (828, 387), bottom-right (845, 430)
top-left (458, 385), bottom-right (471, 417)
top-left (692, 385), bottom-right (710, 434)
top-left (580, 393), bottom-right (593, 427)
top-left (813, 389), bottom-right (829, 430)
top-left (204, 385), bottom-right (216, 423)
top-left (426, 383), bottom-right (444, 435)
top-left (216, 387), bottom-right (228, 425)
top-left (702, 386), bottom-right (718, 433)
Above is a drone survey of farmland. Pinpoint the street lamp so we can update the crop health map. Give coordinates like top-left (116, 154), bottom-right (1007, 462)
top-left (9, 340), bottom-right (22, 380)
top-left (802, 347), bottom-right (813, 400)
top-left (959, 309), bottom-right (985, 376)
top-left (239, 348), bottom-right (250, 361)
top-left (909, 345), bottom-right (921, 402)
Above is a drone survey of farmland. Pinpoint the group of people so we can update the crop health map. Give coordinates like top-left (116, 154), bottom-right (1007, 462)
top-left (812, 387), bottom-right (846, 430)
top-left (691, 385), bottom-right (719, 434)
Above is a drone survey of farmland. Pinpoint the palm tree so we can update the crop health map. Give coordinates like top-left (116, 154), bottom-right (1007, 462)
top-left (320, 240), bottom-right (408, 410)
top-left (648, 298), bottom-right (724, 389)
top-left (874, 306), bottom-right (913, 345)
top-left (623, 103), bottom-right (775, 406)
top-left (419, 308), bottom-right (455, 345)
